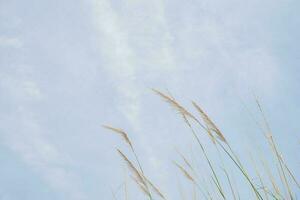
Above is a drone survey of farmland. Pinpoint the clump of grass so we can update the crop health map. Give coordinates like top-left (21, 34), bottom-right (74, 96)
top-left (103, 124), bottom-right (167, 200)
top-left (103, 89), bottom-right (299, 200)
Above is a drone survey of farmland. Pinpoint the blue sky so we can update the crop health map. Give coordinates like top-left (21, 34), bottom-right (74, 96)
top-left (0, 0), bottom-right (300, 199)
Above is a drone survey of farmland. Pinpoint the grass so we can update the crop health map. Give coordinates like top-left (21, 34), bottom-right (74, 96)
top-left (103, 89), bottom-right (299, 200)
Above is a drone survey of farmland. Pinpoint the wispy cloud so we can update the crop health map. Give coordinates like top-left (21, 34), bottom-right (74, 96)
top-left (0, 36), bottom-right (23, 48)
top-left (0, 67), bottom-right (87, 200)
top-left (91, 0), bottom-right (279, 125)
top-left (90, 0), bottom-right (279, 135)
top-left (91, 0), bottom-right (177, 129)
top-left (92, 0), bottom-right (140, 128)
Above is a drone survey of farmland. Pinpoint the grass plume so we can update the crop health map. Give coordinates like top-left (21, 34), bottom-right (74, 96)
top-left (103, 89), bottom-right (299, 200)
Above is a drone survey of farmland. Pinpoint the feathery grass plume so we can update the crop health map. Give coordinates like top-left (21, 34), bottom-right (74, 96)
top-left (103, 125), bottom-right (146, 179)
top-left (117, 149), bottom-right (146, 186)
top-left (105, 126), bottom-right (153, 199)
top-left (192, 101), bottom-right (226, 143)
top-left (131, 175), bottom-right (151, 197)
top-left (173, 161), bottom-right (196, 184)
top-left (152, 89), bottom-right (202, 125)
top-left (175, 149), bottom-right (195, 173)
top-left (153, 89), bottom-right (260, 199)
top-left (173, 161), bottom-right (195, 183)
top-left (174, 161), bottom-right (211, 200)
top-left (152, 89), bottom-right (210, 141)
top-left (143, 176), bottom-right (167, 200)
top-left (103, 125), bottom-right (133, 148)
top-left (152, 88), bottom-right (224, 197)
top-left (171, 104), bottom-right (225, 199)
top-left (117, 149), bottom-right (154, 200)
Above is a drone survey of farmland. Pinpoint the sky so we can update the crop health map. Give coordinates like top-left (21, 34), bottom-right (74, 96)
top-left (0, 0), bottom-right (300, 199)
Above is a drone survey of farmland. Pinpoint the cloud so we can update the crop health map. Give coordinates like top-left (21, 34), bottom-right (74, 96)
top-left (0, 36), bottom-right (23, 48)
top-left (91, 0), bottom-right (139, 126)
top-left (91, 0), bottom-right (279, 122)
top-left (90, 0), bottom-right (279, 142)
top-left (0, 67), bottom-right (87, 200)
top-left (91, 0), bottom-right (178, 130)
